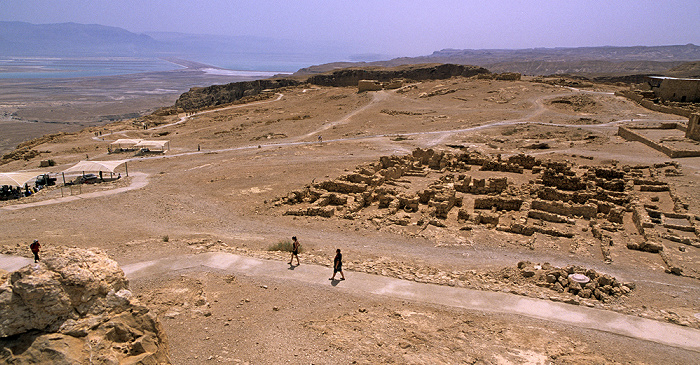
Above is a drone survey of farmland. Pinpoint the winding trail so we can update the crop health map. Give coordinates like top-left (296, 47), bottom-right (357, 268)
top-left (2, 251), bottom-right (698, 352)
top-left (129, 88), bottom-right (684, 162)
top-left (4, 86), bottom-right (691, 212)
top-left (297, 90), bottom-right (390, 141)
top-left (145, 86), bottom-right (685, 157)
top-left (7, 86), bottom-right (689, 210)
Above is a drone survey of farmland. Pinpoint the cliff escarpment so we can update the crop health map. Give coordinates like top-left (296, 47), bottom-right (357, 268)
top-left (174, 78), bottom-right (300, 112)
top-left (173, 63), bottom-right (490, 112)
top-left (305, 63), bottom-right (490, 87)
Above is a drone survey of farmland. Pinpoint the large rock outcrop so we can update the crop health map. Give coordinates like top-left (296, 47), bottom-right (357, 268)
top-left (175, 78), bottom-right (300, 111)
top-left (0, 247), bottom-right (170, 364)
top-left (174, 64), bottom-right (491, 112)
top-left (306, 63), bottom-right (490, 87)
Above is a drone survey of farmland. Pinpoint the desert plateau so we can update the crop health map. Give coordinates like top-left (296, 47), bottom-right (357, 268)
top-left (1, 66), bottom-right (700, 364)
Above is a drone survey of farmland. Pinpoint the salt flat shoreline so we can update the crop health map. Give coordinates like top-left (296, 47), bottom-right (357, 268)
top-left (0, 63), bottom-right (281, 155)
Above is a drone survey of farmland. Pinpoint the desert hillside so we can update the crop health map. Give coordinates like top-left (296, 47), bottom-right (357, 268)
top-left (297, 44), bottom-right (700, 77)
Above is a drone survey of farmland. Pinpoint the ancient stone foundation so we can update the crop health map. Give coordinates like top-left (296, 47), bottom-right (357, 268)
top-left (275, 147), bottom-right (698, 277)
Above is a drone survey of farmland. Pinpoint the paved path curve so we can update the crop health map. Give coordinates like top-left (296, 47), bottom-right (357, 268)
top-left (2, 251), bottom-right (698, 352)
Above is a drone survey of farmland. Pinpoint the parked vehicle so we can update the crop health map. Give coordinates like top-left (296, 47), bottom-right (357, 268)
top-left (35, 174), bottom-right (56, 187)
top-left (76, 173), bottom-right (98, 184)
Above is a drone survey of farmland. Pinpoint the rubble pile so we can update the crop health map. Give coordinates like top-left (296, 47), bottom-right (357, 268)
top-left (516, 261), bottom-right (635, 301)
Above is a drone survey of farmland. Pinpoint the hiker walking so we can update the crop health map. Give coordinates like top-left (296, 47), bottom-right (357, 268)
top-left (289, 236), bottom-right (300, 266)
top-left (30, 239), bottom-right (41, 263)
top-left (330, 248), bottom-right (345, 280)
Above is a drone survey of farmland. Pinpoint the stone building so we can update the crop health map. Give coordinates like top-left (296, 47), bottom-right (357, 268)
top-left (687, 113), bottom-right (700, 141)
top-left (358, 80), bottom-right (383, 92)
top-left (646, 76), bottom-right (700, 103)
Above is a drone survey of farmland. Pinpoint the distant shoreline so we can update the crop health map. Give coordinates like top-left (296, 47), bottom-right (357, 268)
top-left (0, 61), bottom-right (283, 155)
top-left (0, 56), bottom-right (293, 80)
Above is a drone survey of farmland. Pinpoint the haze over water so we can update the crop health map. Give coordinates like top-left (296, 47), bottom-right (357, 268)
top-left (0, 57), bottom-right (185, 79)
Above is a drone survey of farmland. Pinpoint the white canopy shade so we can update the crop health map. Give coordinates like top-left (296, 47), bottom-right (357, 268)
top-left (63, 160), bottom-right (128, 173)
top-left (0, 172), bottom-right (44, 187)
top-left (133, 140), bottom-right (169, 150)
top-left (110, 139), bottom-right (142, 147)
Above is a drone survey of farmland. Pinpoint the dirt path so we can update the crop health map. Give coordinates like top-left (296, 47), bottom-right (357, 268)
top-left (129, 89), bottom-right (687, 162)
top-left (86, 86), bottom-right (686, 167)
top-left (297, 90), bottom-right (390, 141)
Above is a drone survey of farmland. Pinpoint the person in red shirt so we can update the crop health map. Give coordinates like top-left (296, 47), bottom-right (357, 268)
top-left (30, 239), bottom-right (41, 263)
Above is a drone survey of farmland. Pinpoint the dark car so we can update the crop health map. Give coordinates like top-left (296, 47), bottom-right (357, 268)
top-left (76, 173), bottom-right (99, 184)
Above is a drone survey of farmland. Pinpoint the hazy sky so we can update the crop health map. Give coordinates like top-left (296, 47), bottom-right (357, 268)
top-left (2, 0), bottom-right (699, 57)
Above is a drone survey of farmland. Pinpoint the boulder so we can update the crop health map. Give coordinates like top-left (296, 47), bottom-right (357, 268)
top-left (0, 247), bottom-right (170, 364)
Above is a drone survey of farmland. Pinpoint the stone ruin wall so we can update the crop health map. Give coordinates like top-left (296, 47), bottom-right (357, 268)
top-left (687, 113), bottom-right (700, 141)
top-left (615, 90), bottom-right (694, 118)
top-left (618, 125), bottom-right (700, 158)
top-left (276, 148), bottom-right (699, 277)
top-left (650, 77), bottom-right (700, 103)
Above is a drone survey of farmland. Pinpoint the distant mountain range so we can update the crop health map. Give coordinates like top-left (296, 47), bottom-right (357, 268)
top-left (0, 21), bottom-right (159, 56)
top-left (0, 21), bottom-right (350, 71)
top-left (2, 21), bottom-right (699, 77)
top-left (297, 44), bottom-right (700, 77)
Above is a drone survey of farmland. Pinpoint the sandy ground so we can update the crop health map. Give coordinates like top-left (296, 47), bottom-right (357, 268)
top-left (1, 76), bottom-right (699, 364)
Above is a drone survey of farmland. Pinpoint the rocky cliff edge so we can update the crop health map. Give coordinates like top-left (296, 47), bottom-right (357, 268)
top-left (0, 247), bottom-right (170, 364)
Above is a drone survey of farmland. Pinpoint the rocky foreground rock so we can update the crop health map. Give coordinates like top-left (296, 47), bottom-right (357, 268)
top-left (0, 247), bottom-right (169, 364)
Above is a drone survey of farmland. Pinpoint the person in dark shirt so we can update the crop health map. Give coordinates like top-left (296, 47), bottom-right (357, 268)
top-left (330, 248), bottom-right (345, 281)
top-left (289, 236), bottom-right (300, 266)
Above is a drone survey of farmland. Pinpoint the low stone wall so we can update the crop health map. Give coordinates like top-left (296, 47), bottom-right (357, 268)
top-left (528, 209), bottom-right (575, 224)
top-left (531, 199), bottom-right (597, 219)
top-left (473, 196), bottom-right (523, 211)
top-left (315, 180), bottom-right (368, 194)
top-left (358, 80), bottom-right (382, 92)
top-left (498, 223), bottom-right (574, 238)
top-left (455, 176), bottom-right (508, 194)
top-left (284, 206), bottom-right (335, 218)
top-left (495, 72), bottom-right (522, 81)
top-left (617, 126), bottom-right (700, 158)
